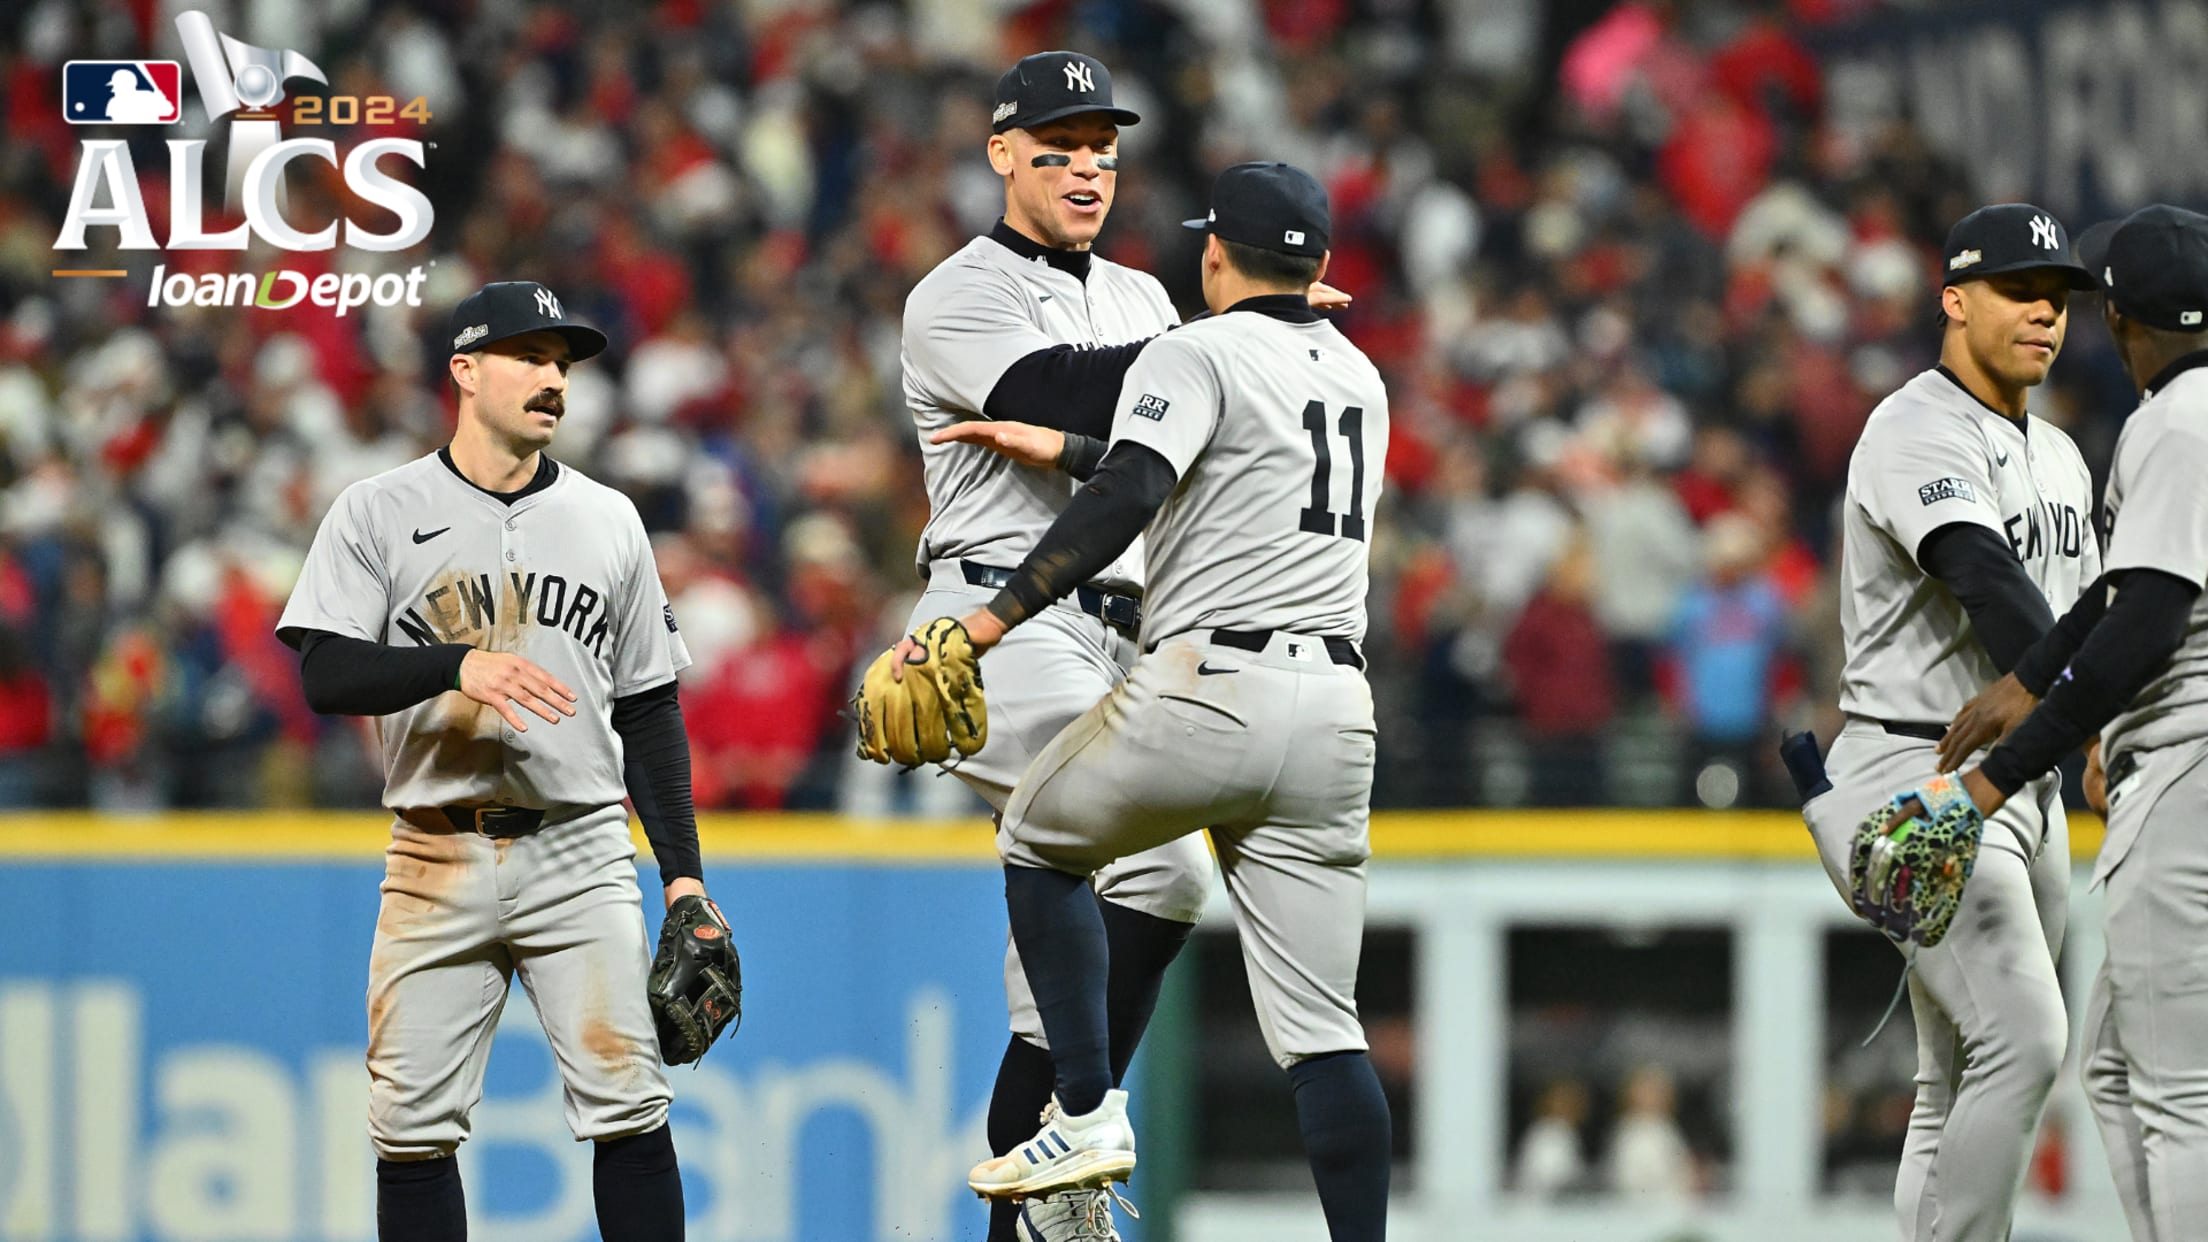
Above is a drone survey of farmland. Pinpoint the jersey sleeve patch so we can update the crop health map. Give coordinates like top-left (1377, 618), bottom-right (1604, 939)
top-left (1132, 393), bottom-right (1170, 421)
top-left (664, 603), bottom-right (679, 632)
top-left (1918, 477), bottom-right (1978, 506)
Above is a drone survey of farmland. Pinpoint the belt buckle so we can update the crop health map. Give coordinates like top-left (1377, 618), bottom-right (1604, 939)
top-left (472, 806), bottom-right (527, 836)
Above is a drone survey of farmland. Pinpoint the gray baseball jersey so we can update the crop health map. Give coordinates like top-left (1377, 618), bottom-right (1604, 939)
top-left (901, 234), bottom-right (1177, 588)
top-left (2095, 366), bottom-right (2208, 771)
top-left (2076, 361), bottom-right (2208, 1240)
top-left (277, 452), bottom-right (692, 809)
top-left (1838, 368), bottom-right (2099, 722)
top-left (899, 230), bottom-right (1213, 1050)
top-left (1000, 302), bottom-right (1390, 1068)
top-left (1107, 308), bottom-right (1389, 645)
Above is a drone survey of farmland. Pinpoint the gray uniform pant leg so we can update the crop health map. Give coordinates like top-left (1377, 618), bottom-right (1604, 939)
top-left (365, 807), bottom-right (670, 1161)
top-left (1002, 635), bottom-right (1375, 1068)
top-left (909, 583), bottom-right (1212, 1050)
top-left (2083, 960), bottom-right (2159, 1242)
top-left (2099, 742), bottom-right (2208, 1242)
top-left (1803, 722), bottom-right (2067, 1242)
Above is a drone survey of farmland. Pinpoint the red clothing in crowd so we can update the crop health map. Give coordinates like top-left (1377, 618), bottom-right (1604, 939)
top-left (1503, 587), bottom-right (1616, 738)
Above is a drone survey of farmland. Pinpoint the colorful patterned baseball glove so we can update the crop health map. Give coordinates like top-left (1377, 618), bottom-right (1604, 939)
top-left (648, 895), bottom-right (742, 1065)
top-left (851, 617), bottom-right (988, 767)
top-left (1850, 774), bottom-right (1985, 949)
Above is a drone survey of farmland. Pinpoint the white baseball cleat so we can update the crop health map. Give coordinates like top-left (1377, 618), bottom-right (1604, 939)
top-left (1015, 1185), bottom-right (1138, 1241)
top-left (969, 1090), bottom-right (1137, 1200)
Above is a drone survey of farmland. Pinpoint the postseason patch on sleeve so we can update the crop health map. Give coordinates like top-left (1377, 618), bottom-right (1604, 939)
top-left (1132, 393), bottom-right (1170, 421)
top-left (1918, 477), bottom-right (1978, 506)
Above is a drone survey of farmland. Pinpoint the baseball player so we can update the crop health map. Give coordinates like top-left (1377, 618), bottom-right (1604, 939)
top-left (913, 161), bottom-right (1393, 1242)
top-left (276, 282), bottom-right (710, 1241)
top-left (897, 50), bottom-right (1221, 1242)
top-left (1792, 204), bottom-right (2100, 1242)
top-left (1931, 204), bottom-right (2208, 1242)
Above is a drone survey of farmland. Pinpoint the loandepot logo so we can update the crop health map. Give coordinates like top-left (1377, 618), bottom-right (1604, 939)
top-left (50, 9), bottom-right (434, 314)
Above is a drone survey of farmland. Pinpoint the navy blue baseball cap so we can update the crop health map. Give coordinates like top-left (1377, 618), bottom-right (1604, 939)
top-left (1940, 203), bottom-right (2096, 290)
top-left (446, 281), bottom-right (607, 361)
top-left (2075, 205), bottom-right (2208, 332)
top-left (1181, 162), bottom-right (1330, 258)
top-left (991, 52), bottom-right (1139, 134)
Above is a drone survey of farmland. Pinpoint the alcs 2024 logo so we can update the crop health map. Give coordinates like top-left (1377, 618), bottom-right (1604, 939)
top-left (52, 10), bottom-right (434, 316)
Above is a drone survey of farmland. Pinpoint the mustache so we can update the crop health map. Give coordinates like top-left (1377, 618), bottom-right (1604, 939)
top-left (525, 392), bottom-right (565, 416)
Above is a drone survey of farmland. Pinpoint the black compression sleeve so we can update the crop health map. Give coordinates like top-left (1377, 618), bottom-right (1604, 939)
top-left (296, 630), bottom-right (472, 716)
top-left (983, 340), bottom-right (1152, 438)
top-left (1917, 523), bottom-right (2059, 674)
top-left (1982, 569), bottom-right (2200, 795)
top-left (2012, 574), bottom-right (2111, 696)
top-left (610, 679), bottom-right (702, 885)
top-left (1057, 433), bottom-right (1108, 479)
top-left (987, 442), bottom-right (1178, 629)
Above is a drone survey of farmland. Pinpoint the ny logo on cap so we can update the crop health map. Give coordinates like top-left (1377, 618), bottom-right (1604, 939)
top-left (1064, 61), bottom-right (1094, 93)
top-left (535, 286), bottom-right (562, 319)
top-left (2030, 215), bottom-right (2059, 250)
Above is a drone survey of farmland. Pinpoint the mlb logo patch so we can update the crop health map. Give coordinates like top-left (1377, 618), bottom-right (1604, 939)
top-left (63, 61), bottom-right (182, 124)
top-left (1133, 393), bottom-right (1170, 421)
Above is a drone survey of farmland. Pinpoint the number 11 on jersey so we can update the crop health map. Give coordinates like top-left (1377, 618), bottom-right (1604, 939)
top-left (1299, 400), bottom-right (1367, 542)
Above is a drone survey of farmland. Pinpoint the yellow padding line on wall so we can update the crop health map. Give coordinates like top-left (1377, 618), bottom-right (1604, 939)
top-left (0, 809), bottom-right (2106, 863)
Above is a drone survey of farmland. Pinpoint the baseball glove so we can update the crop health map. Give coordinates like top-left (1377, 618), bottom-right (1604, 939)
top-left (1849, 774), bottom-right (1985, 949)
top-left (851, 617), bottom-right (988, 767)
top-left (648, 895), bottom-right (742, 1066)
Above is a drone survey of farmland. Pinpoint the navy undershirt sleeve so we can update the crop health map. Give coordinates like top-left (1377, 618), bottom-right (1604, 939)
top-left (1917, 522), bottom-right (2059, 674)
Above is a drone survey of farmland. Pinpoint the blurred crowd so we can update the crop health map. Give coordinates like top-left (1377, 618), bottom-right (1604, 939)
top-left (0, 0), bottom-right (2137, 812)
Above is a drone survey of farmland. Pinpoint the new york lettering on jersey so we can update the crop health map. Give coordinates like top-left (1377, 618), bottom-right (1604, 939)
top-left (393, 568), bottom-right (619, 659)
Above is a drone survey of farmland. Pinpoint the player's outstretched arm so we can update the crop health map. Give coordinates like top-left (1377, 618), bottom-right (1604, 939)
top-left (1950, 567), bottom-right (2198, 816)
top-left (930, 419), bottom-right (1065, 469)
top-left (1937, 571), bottom-right (2111, 769)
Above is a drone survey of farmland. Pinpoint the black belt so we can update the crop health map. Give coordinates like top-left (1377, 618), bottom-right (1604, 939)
top-left (1858, 716), bottom-right (1947, 742)
top-left (1211, 628), bottom-right (1366, 671)
top-left (959, 561), bottom-right (1142, 635)
top-left (439, 805), bottom-right (547, 837)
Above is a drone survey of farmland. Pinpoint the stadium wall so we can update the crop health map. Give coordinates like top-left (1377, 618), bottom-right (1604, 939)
top-left (0, 814), bottom-right (2130, 1241)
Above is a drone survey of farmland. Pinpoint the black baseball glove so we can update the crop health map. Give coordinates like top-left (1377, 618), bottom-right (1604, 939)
top-left (647, 895), bottom-right (743, 1065)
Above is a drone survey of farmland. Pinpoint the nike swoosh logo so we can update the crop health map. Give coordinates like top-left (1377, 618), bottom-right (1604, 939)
top-left (1996, 452), bottom-right (2011, 467)
top-left (412, 527), bottom-right (451, 545)
top-left (1038, 294), bottom-right (1053, 302)
top-left (1196, 662), bottom-right (1237, 676)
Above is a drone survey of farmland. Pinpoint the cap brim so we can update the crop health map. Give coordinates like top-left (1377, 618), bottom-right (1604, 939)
top-left (2073, 220), bottom-right (2121, 290)
top-left (468, 324), bottom-right (609, 362)
top-left (1003, 104), bottom-right (1141, 133)
top-left (1947, 257), bottom-right (2101, 291)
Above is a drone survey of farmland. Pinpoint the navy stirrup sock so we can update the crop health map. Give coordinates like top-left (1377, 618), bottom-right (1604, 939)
top-left (593, 1124), bottom-right (685, 1242)
top-left (1004, 864), bottom-right (1112, 1115)
top-left (1287, 1051), bottom-right (1392, 1242)
top-left (377, 1155), bottom-right (466, 1242)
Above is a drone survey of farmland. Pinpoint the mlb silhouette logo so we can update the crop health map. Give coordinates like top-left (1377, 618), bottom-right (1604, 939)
top-left (63, 61), bottom-right (182, 125)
